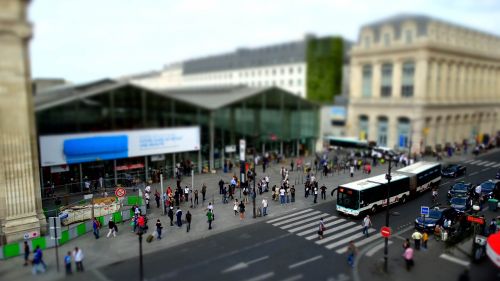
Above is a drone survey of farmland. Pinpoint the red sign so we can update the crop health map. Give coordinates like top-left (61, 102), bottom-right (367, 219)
top-left (380, 226), bottom-right (391, 237)
top-left (467, 215), bottom-right (485, 225)
top-left (115, 187), bottom-right (126, 198)
top-left (115, 163), bottom-right (145, 171)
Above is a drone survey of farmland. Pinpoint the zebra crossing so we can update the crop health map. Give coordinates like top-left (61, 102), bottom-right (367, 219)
top-left (463, 159), bottom-right (500, 168)
top-left (266, 209), bottom-right (383, 254)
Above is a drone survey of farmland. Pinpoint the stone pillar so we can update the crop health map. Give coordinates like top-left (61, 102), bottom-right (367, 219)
top-left (392, 60), bottom-right (402, 98)
top-left (0, 0), bottom-right (46, 244)
top-left (372, 62), bottom-right (381, 98)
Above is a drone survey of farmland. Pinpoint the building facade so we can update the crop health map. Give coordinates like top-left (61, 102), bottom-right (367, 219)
top-left (0, 0), bottom-right (45, 244)
top-left (347, 14), bottom-right (500, 153)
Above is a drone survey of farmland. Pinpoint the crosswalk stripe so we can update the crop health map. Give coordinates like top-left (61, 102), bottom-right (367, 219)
top-left (493, 163), bottom-right (500, 168)
top-left (335, 231), bottom-right (384, 254)
top-left (463, 159), bottom-right (474, 163)
top-left (305, 221), bottom-right (355, 240)
top-left (315, 225), bottom-right (364, 245)
top-left (325, 229), bottom-right (375, 250)
top-left (470, 160), bottom-right (481, 165)
top-left (280, 213), bottom-right (331, 230)
top-left (477, 161), bottom-right (490, 166)
top-left (287, 216), bottom-right (337, 233)
top-left (484, 162), bottom-right (496, 167)
top-left (272, 211), bottom-right (322, 227)
top-left (266, 209), bottom-right (313, 224)
top-left (299, 219), bottom-right (348, 237)
top-left (365, 241), bottom-right (394, 257)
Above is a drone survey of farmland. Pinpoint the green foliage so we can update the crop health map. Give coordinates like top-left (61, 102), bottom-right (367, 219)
top-left (306, 36), bottom-right (344, 103)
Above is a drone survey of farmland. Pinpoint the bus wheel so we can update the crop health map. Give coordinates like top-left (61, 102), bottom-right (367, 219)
top-left (371, 205), bottom-right (377, 214)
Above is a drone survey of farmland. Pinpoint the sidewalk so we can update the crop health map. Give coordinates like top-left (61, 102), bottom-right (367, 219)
top-left (0, 150), bottom-right (492, 281)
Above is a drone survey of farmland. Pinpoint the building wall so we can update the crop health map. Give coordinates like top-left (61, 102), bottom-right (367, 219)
top-left (347, 15), bottom-right (500, 153)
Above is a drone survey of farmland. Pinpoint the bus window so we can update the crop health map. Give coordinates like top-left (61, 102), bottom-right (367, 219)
top-left (337, 188), bottom-right (359, 209)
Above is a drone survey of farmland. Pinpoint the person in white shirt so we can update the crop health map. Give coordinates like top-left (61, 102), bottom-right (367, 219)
top-left (73, 247), bottom-right (84, 272)
top-left (279, 187), bottom-right (286, 205)
top-left (145, 185), bottom-right (151, 194)
top-left (184, 186), bottom-right (190, 202)
top-left (262, 198), bottom-right (268, 216)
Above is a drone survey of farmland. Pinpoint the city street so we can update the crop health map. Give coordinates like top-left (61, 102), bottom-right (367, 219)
top-left (67, 150), bottom-right (500, 281)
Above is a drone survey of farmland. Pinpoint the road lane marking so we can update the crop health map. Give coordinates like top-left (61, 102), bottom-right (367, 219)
top-left (302, 220), bottom-right (353, 238)
top-left (365, 241), bottom-right (394, 257)
top-left (315, 225), bottom-right (364, 245)
top-left (287, 216), bottom-right (337, 233)
top-left (279, 274), bottom-right (303, 281)
top-left (481, 168), bottom-right (491, 172)
top-left (280, 213), bottom-right (331, 229)
top-left (297, 219), bottom-right (347, 236)
top-left (463, 159), bottom-right (474, 163)
top-left (475, 161), bottom-right (488, 166)
top-left (222, 256), bottom-right (269, 273)
top-left (267, 209), bottom-right (312, 223)
top-left (272, 211), bottom-right (322, 226)
top-left (470, 172), bottom-right (478, 176)
top-left (243, 272), bottom-right (275, 281)
top-left (484, 162), bottom-right (496, 167)
top-left (440, 253), bottom-right (470, 267)
top-left (288, 255), bottom-right (323, 269)
top-left (325, 230), bottom-right (374, 250)
top-left (336, 231), bottom-right (382, 254)
top-left (470, 160), bottom-right (482, 165)
top-left (493, 163), bottom-right (500, 168)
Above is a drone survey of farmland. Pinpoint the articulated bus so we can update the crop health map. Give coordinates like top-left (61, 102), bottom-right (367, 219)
top-left (336, 161), bottom-right (441, 217)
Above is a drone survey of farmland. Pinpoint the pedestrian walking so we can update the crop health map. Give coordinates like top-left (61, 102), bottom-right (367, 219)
top-left (262, 198), bottom-right (268, 216)
top-left (347, 241), bottom-right (358, 268)
top-left (279, 186), bottom-right (286, 205)
top-left (107, 219), bottom-right (117, 238)
top-left (155, 190), bottom-right (161, 208)
top-left (194, 189), bottom-right (199, 205)
top-left (320, 184), bottom-right (327, 200)
top-left (31, 245), bottom-right (45, 275)
top-left (168, 206), bottom-right (174, 226)
top-left (290, 186), bottom-right (295, 202)
top-left (92, 217), bottom-right (100, 239)
top-left (73, 247), bottom-right (84, 272)
top-left (402, 245), bottom-right (414, 271)
top-left (218, 179), bottom-right (224, 194)
top-left (318, 218), bottom-right (326, 239)
top-left (233, 199), bottom-right (239, 215)
top-left (201, 183), bottom-right (207, 201)
top-left (350, 165), bottom-right (354, 177)
top-left (239, 200), bottom-right (246, 220)
top-left (411, 230), bottom-right (422, 250)
top-left (207, 209), bottom-right (214, 230)
top-left (176, 207), bottom-right (183, 227)
top-left (362, 215), bottom-right (372, 237)
top-left (184, 186), bottom-right (190, 203)
top-left (64, 251), bottom-right (72, 275)
top-left (154, 219), bottom-right (162, 240)
top-left (145, 192), bottom-right (150, 209)
top-left (23, 241), bottom-right (30, 266)
top-left (422, 231), bottom-right (428, 249)
top-left (186, 211), bottom-right (192, 232)
top-left (313, 186), bottom-right (318, 203)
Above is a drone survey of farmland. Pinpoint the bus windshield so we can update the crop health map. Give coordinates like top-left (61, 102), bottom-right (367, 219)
top-left (337, 187), bottom-right (358, 209)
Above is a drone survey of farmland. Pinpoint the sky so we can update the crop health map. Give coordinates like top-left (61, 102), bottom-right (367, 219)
top-left (29, 0), bottom-right (500, 83)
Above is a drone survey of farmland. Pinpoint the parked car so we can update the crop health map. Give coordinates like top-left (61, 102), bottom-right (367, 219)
top-left (449, 196), bottom-right (472, 212)
top-left (414, 207), bottom-right (462, 232)
top-left (478, 179), bottom-right (500, 199)
top-left (447, 182), bottom-right (473, 198)
top-left (441, 164), bottom-right (467, 178)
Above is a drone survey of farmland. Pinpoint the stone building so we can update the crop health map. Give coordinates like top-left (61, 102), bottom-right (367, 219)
top-left (0, 0), bottom-right (46, 243)
top-left (347, 14), bottom-right (500, 153)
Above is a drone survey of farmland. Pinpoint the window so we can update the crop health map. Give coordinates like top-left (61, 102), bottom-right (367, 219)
top-left (358, 116), bottom-right (369, 140)
top-left (405, 30), bottom-right (413, 44)
top-left (381, 63), bottom-right (393, 97)
top-left (401, 62), bottom-right (415, 97)
top-left (297, 79), bottom-right (302, 86)
top-left (297, 66), bottom-right (302, 73)
top-left (272, 69), bottom-right (276, 75)
top-left (289, 67), bottom-right (293, 74)
top-left (383, 33), bottom-right (390, 47)
top-left (377, 117), bottom-right (388, 146)
top-left (281, 68), bottom-right (285, 75)
top-left (289, 79), bottom-right (293, 86)
top-left (397, 117), bottom-right (411, 149)
top-left (362, 65), bottom-right (372, 97)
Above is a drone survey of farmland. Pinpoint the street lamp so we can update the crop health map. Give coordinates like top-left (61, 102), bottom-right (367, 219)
top-left (383, 153), bottom-right (392, 273)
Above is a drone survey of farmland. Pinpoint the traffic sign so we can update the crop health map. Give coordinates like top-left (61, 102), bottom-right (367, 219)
top-left (467, 215), bottom-right (485, 225)
top-left (115, 187), bottom-right (126, 198)
top-left (380, 226), bottom-right (391, 238)
top-left (24, 233), bottom-right (30, 240)
top-left (49, 217), bottom-right (62, 240)
top-left (421, 206), bottom-right (430, 216)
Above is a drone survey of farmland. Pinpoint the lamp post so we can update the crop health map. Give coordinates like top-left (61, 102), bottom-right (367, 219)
top-left (383, 153), bottom-right (392, 273)
top-left (138, 229), bottom-right (144, 281)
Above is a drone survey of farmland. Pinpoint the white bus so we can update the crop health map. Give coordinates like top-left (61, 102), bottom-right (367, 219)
top-left (336, 161), bottom-right (441, 217)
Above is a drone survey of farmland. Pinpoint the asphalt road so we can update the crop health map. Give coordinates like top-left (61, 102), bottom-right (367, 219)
top-left (77, 150), bottom-right (500, 281)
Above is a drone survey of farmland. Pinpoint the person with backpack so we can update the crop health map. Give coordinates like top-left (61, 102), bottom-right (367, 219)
top-left (92, 217), bottom-right (100, 239)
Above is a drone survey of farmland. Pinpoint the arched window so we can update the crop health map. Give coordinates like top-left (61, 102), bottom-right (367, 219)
top-left (401, 62), bottom-right (415, 97)
top-left (397, 117), bottom-right (411, 149)
top-left (362, 65), bottom-right (372, 97)
top-left (358, 115), bottom-right (369, 140)
top-left (377, 117), bottom-right (389, 146)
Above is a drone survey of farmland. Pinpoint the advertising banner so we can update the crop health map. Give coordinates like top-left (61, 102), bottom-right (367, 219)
top-left (40, 127), bottom-right (200, 167)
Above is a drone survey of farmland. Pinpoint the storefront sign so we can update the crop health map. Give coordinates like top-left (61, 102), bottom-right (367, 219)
top-left (40, 127), bottom-right (200, 166)
top-left (225, 145), bottom-right (236, 153)
top-left (150, 154), bottom-right (165, 162)
top-left (115, 163), bottom-right (145, 171)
